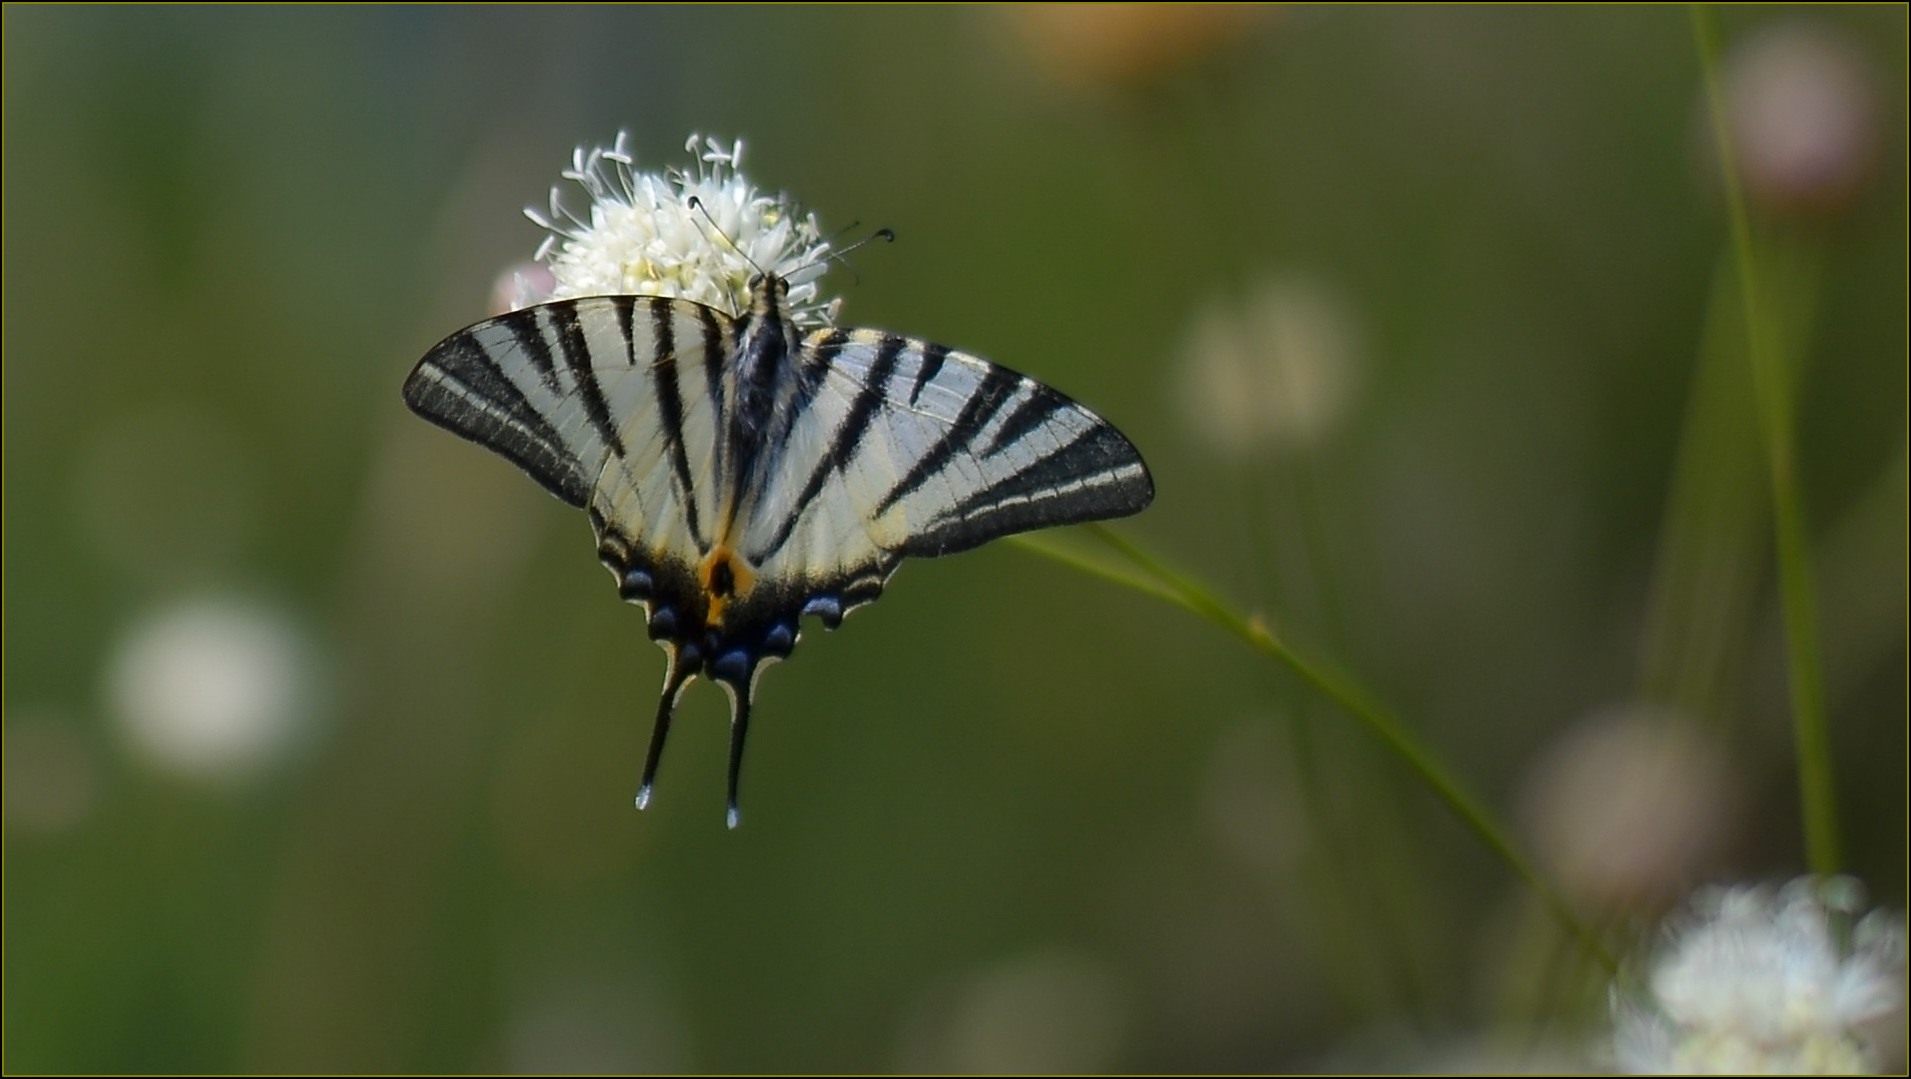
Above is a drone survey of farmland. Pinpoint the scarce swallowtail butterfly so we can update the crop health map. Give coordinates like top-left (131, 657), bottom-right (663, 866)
top-left (402, 271), bottom-right (1153, 826)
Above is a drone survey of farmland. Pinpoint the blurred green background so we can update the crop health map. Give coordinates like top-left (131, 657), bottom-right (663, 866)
top-left (4, 5), bottom-right (1904, 1072)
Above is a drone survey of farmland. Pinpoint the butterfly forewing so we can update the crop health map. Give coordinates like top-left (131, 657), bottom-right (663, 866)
top-left (403, 276), bottom-right (1153, 825)
top-left (401, 308), bottom-right (599, 507)
top-left (738, 329), bottom-right (1152, 574)
top-left (404, 296), bottom-right (731, 557)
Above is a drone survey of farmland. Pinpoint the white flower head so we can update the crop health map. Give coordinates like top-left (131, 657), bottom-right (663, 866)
top-left (522, 131), bottom-right (838, 328)
top-left (1613, 876), bottom-right (1908, 1073)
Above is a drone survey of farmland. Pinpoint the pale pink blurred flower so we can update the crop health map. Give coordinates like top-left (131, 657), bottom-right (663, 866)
top-left (490, 261), bottom-right (556, 316)
top-left (1518, 705), bottom-right (1737, 912)
top-left (1720, 23), bottom-right (1882, 217)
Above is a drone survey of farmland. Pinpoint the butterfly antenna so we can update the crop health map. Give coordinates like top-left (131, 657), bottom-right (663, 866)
top-left (721, 682), bottom-right (754, 830)
top-left (686, 195), bottom-right (766, 279)
top-left (821, 218), bottom-right (864, 245)
top-left (636, 649), bottom-right (697, 811)
top-left (821, 227), bottom-right (896, 288)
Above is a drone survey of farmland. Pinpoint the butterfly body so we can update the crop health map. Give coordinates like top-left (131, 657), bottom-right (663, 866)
top-left (403, 274), bottom-right (1152, 825)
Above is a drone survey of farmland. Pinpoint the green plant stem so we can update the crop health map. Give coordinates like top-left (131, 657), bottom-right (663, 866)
top-left (1012, 525), bottom-right (1616, 973)
top-left (1689, 4), bottom-right (1842, 876)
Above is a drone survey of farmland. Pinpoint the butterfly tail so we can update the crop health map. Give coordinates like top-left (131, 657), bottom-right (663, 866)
top-left (721, 681), bottom-right (754, 830)
top-left (635, 648), bottom-right (696, 811)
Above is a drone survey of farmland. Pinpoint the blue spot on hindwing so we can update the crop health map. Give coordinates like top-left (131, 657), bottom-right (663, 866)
top-left (711, 649), bottom-right (752, 685)
top-left (762, 622), bottom-right (795, 656)
top-left (619, 567), bottom-right (654, 601)
top-left (801, 594), bottom-right (843, 628)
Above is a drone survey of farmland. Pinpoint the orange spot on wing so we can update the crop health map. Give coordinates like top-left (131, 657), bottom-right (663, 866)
top-left (697, 546), bottom-right (758, 627)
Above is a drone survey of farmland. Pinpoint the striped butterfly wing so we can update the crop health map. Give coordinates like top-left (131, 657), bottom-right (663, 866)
top-left (401, 293), bottom-right (728, 548)
top-left (734, 327), bottom-right (1154, 605)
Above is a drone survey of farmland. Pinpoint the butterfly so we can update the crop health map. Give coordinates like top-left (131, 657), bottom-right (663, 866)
top-left (402, 272), bottom-right (1153, 825)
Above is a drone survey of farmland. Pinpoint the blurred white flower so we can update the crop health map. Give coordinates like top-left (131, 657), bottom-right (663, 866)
top-left (108, 596), bottom-right (314, 784)
top-left (1613, 877), bottom-right (1908, 1074)
top-left (1720, 23), bottom-right (1881, 216)
top-left (1519, 705), bottom-right (1737, 911)
top-left (523, 131), bottom-right (837, 327)
top-left (1177, 272), bottom-right (1364, 456)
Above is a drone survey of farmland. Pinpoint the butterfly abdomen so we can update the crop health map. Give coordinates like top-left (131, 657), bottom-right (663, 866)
top-left (725, 280), bottom-right (806, 509)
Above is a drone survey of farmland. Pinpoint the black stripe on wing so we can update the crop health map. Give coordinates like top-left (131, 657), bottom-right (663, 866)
top-left (872, 364), bottom-right (1022, 517)
top-left (908, 343), bottom-right (948, 406)
top-left (870, 354), bottom-right (1154, 558)
top-left (646, 301), bottom-right (707, 549)
top-left (697, 303), bottom-right (729, 481)
top-left (754, 334), bottom-right (908, 561)
top-left (548, 303), bottom-right (627, 459)
top-left (402, 317), bottom-right (593, 507)
top-left (903, 419), bottom-right (1152, 557)
top-left (981, 385), bottom-right (1066, 457)
top-left (509, 315), bottom-right (564, 397)
top-left (768, 328), bottom-right (847, 466)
